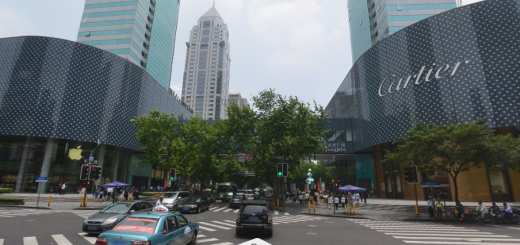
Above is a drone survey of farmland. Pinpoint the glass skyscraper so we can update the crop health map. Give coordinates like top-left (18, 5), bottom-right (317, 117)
top-left (77, 0), bottom-right (180, 89)
top-left (181, 5), bottom-right (231, 120)
top-left (348, 0), bottom-right (462, 63)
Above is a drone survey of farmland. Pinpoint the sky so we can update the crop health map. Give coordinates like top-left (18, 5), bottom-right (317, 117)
top-left (0, 0), bottom-right (484, 108)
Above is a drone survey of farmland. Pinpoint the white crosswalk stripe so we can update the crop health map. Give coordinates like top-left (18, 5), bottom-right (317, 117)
top-left (198, 226), bottom-right (217, 232)
top-left (284, 212), bottom-right (290, 215)
top-left (349, 219), bottom-right (519, 245)
top-left (51, 234), bottom-right (73, 245)
top-left (23, 236), bottom-right (38, 245)
top-left (212, 207), bottom-right (227, 212)
top-left (0, 238), bottom-right (3, 245)
top-left (274, 211), bottom-right (279, 215)
top-left (199, 222), bottom-right (231, 230)
top-left (272, 215), bottom-right (327, 224)
top-left (233, 209), bottom-right (239, 213)
top-left (211, 221), bottom-right (236, 227)
top-left (0, 208), bottom-right (99, 219)
top-left (78, 233), bottom-right (97, 244)
top-left (197, 238), bottom-right (219, 243)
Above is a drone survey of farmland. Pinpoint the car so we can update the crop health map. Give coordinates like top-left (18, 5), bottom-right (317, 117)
top-left (83, 201), bottom-right (153, 235)
top-left (221, 191), bottom-right (234, 202)
top-left (264, 191), bottom-right (273, 198)
top-left (178, 196), bottom-right (211, 213)
top-left (253, 191), bottom-right (261, 200)
top-left (236, 200), bottom-right (273, 237)
top-left (244, 190), bottom-right (254, 199)
top-left (161, 191), bottom-right (190, 210)
top-left (94, 211), bottom-right (199, 245)
top-left (229, 195), bottom-right (246, 209)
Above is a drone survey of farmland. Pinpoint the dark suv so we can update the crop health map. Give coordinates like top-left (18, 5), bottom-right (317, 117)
top-left (236, 200), bottom-right (272, 237)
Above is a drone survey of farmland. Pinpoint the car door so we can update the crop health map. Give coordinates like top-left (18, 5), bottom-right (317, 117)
top-left (176, 215), bottom-right (192, 244)
top-left (162, 216), bottom-right (183, 245)
top-left (179, 192), bottom-right (189, 205)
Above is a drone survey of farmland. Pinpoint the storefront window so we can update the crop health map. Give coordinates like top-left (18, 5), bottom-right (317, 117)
top-left (489, 170), bottom-right (510, 195)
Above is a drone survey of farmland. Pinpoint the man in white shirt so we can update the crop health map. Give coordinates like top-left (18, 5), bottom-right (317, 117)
top-left (334, 196), bottom-right (339, 210)
top-left (475, 201), bottom-right (488, 219)
top-left (328, 195), bottom-right (333, 209)
top-left (156, 197), bottom-right (164, 207)
top-left (304, 192), bottom-right (309, 202)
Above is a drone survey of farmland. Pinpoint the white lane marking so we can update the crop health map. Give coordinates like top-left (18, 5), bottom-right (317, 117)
top-left (274, 211), bottom-right (279, 215)
top-left (223, 220), bottom-right (236, 224)
top-left (377, 230), bottom-right (494, 234)
top-left (51, 235), bottom-right (73, 245)
top-left (198, 226), bottom-right (217, 232)
top-left (196, 238), bottom-right (219, 243)
top-left (364, 224), bottom-right (455, 227)
top-left (395, 237), bottom-right (520, 242)
top-left (223, 209), bottom-right (232, 213)
top-left (23, 236), bottom-right (38, 245)
top-left (233, 209), bottom-right (239, 213)
top-left (212, 207), bottom-right (227, 212)
top-left (385, 233), bottom-right (509, 237)
top-left (284, 212), bottom-right (290, 215)
top-left (198, 222), bottom-right (231, 230)
top-left (493, 225), bottom-right (520, 231)
top-left (78, 233), bottom-right (97, 244)
top-left (403, 241), bottom-right (520, 245)
top-left (371, 227), bottom-right (476, 231)
top-left (211, 221), bottom-right (235, 227)
top-left (0, 238), bottom-right (4, 245)
top-left (198, 234), bottom-right (206, 238)
top-left (209, 207), bottom-right (217, 210)
top-left (273, 216), bottom-right (323, 224)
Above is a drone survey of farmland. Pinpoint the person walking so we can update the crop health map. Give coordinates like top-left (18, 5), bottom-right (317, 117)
top-left (132, 188), bottom-right (140, 200)
top-left (315, 192), bottom-right (320, 205)
top-left (363, 191), bottom-right (367, 203)
top-left (334, 195), bottom-right (339, 210)
top-left (156, 196), bottom-right (165, 207)
top-left (354, 192), bottom-right (360, 205)
top-left (427, 196), bottom-right (435, 218)
top-left (56, 183), bottom-right (62, 195)
top-left (435, 199), bottom-right (444, 219)
top-left (299, 193), bottom-right (303, 206)
top-left (123, 188), bottom-right (129, 201)
top-left (328, 195), bottom-right (333, 210)
top-left (61, 183), bottom-right (67, 195)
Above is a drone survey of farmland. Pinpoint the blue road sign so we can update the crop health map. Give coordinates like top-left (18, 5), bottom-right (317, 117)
top-left (35, 177), bottom-right (48, 182)
top-left (237, 172), bottom-right (245, 176)
top-left (89, 156), bottom-right (94, 162)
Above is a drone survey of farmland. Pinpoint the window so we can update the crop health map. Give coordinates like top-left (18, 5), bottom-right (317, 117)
top-left (177, 216), bottom-right (188, 227)
top-left (166, 217), bottom-right (178, 233)
top-left (396, 6), bottom-right (403, 11)
top-left (489, 169), bottom-right (510, 195)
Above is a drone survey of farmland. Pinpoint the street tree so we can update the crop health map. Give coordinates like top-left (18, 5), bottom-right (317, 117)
top-left (383, 119), bottom-right (520, 201)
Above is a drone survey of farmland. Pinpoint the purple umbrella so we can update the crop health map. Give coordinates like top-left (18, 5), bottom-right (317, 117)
top-left (100, 181), bottom-right (131, 188)
top-left (338, 185), bottom-right (367, 193)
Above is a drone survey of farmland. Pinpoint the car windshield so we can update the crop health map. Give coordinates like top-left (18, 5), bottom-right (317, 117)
top-left (186, 197), bottom-right (201, 203)
top-left (100, 203), bottom-right (131, 214)
top-left (245, 191), bottom-right (253, 195)
top-left (113, 217), bottom-right (158, 234)
top-left (162, 192), bottom-right (178, 198)
top-left (242, 205), bottom-right (269, 214)
top-left (236, 192), bottom-right (245, 196)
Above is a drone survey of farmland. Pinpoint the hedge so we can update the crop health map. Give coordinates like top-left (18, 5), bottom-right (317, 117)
top-left (0, 198), bottom-right (24, 202)
top-left (0, 188), bottom-right (13, 194)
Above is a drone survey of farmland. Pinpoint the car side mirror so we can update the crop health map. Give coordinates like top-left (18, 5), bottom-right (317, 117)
top-left (163, 230), bottom-right (167, 234)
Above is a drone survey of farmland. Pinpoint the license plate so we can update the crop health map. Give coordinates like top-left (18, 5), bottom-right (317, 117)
top-left (112, 241), bottom-right (127, 245)
top-left (183, 207), bottom-right (190, 211)
top-left (249, 216), bottom-right (259, 221)
top-left (87, 226), bottom-right (97, 231)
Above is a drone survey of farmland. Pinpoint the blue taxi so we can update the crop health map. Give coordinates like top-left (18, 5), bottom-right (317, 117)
top-left (94, 211), bottom-right (199, 245)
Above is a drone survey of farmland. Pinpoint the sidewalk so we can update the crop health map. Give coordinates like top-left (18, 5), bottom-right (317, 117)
top-left (0, 193), bottom-right (155, 210)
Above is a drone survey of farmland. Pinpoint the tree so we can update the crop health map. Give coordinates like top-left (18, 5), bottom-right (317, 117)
top-left (224, 89), bottom-right (327, 198)
top-left (383, 119), bottom-right (520, 201)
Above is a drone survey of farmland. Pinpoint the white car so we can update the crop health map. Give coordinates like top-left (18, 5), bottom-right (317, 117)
top-left (160, 191), bottom-right (190, 210)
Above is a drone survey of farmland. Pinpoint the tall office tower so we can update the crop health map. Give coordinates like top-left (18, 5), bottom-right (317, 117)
top-left (348, 0), bottom-right (461, 63)
top-left (181, 4), bottom-right (231, 120)
top-left (229, 93), bottom-right (250, 109)
top-left (77, 0), bottom-right (180, 89)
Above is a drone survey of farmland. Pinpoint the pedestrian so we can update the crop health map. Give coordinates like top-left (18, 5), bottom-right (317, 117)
top-left (328, 195), bottom-right (333, 210)
top-left (132, 188), bottom-right (140, 200)
top-left (292, 194), bottom-right (297, 206)
top-left (304, 192), bottom-right (309, 203)
top-left (299, 193), bottom-right (303, 206)
top-left (314, 192), bottom-right (320, 205)
top-left (427, 196), bottom-right (435, 218)
top-left (354, 192), bottom-right (360, 205)
top-left (363, 191), bottom-right (367, 203)
top-left (61, 183), bottom-right (67, 195)
top-left (156, 196), bottom-right (164, 207)
top-left (56, 183), bottom-right (62, 195)
top-left (435, 199), bottom-right (444, 219)
top-left (123, 188), bottom-right (129, 201)
top-left (324, 194), bottom-right (328, 208)
top-left (78, 185), bottom-right (83, 196)
top-left (94, 188), bottom-right (100, 202)
top-left (334, 195), bottom-right (339, 210)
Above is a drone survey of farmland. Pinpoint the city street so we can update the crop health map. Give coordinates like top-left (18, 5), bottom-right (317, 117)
top-left (1, 201), bottom-right (520, 245)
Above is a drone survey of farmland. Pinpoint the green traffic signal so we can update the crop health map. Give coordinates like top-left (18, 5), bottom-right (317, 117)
top-left (170, 177), bottom-right (174, 181)
top-left (278, 172), bottom-right (282, 176)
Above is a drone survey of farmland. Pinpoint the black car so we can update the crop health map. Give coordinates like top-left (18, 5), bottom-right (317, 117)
top-left (177, 196), bottom-right (211, 213)
top-left (236, 200), bottom-right (273, 237)
top-left (82, 201), bottom-right (153, 234)
top-left (229, 194), bottom-right (246, 209)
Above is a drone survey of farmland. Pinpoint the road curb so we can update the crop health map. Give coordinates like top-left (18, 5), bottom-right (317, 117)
top-left (301, 212), bottom-right (370, 219)
top-left (0, 204), bottom-right (50, 209)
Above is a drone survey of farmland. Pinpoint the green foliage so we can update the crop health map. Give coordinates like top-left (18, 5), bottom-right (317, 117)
top-left (291, 161), bottom-right (333, 186)
top-left (384, 119), bottom-right (520, 201)
top-left (0, 188), bottom-right (13, 194)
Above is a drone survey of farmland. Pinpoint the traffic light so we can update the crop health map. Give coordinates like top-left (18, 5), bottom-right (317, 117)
top-left (80, 164), bottom-right (90, 180)
top-left (90, 166), bottom-right (102, 180)
top-left (282, 163), bottom-right (288, 177)
top-left (277, 163), bottom-right (283, 177)
top-left (170, 168), bottom-right (176, 181)
top-left (334, 183), bottom-right (338, 188)
top-left (404, 165), bottom-right (419, 184)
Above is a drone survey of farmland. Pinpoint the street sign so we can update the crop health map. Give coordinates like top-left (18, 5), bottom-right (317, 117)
top-left (238, 153), bottom-right (245, 163)
top-left (35, 177), bottom-right (48, 182)
top-left (421, 181), bottom-right (449, 187)
top-left (245, 154), bottom-right (253, 162)
top-left (88, 156), bottom-right (94, 163)
top-left (237, 172), bottom-right (245, 176)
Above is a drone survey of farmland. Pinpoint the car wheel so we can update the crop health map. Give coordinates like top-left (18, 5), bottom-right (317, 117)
top-left (188, 231), bottom-right (197, 245)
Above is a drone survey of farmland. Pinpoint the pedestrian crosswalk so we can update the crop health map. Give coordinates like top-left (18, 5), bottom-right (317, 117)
top-left (0, 232), bottom-right (230, 245)
top-left (194, 215), bottom-right (327, 232)
top-left (208, 206), bottom-right (290, 215)
top-left (348, 219), bottom-right (520, 245)
top-left (272, 215), bottom-right (327, 225)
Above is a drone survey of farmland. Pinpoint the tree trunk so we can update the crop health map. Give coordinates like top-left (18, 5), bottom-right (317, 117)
top-left (451, 173), bottom-right (459, 202)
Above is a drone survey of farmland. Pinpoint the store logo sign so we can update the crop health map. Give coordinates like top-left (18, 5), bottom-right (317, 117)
top-left (378, 60), bottom-right (470, 97)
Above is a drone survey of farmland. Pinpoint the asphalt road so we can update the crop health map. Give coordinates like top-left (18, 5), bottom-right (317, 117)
top-left (1, 202), bottom-right (520, 245)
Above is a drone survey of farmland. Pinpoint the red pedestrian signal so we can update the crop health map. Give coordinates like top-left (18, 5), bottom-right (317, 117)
top-left (335, 183), bottom-right (338, 187)
top-left (80, 164), bottom-right (90, 180)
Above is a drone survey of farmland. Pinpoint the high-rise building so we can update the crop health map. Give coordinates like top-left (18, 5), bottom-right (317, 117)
top-left (181, 4), bottom-right (231, 120)
top-left (348, 0), bottom-right (461, 63)
top-left (77, 0), bottom-right (180, 89)
top-left (229, 93), bottom-right (250, 109)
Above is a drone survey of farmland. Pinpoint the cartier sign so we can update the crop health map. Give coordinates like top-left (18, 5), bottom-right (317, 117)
top-left (378, 60), bottom-right (470, 97)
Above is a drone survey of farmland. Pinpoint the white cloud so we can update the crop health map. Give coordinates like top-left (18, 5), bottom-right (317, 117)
top-left (0, 5), bottom-right (34, 38)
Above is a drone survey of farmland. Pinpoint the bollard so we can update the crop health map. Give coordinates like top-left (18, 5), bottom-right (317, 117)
top-left (415, 204), bottom-right (419, 217)
top-left (47, 196), bottom-right (52, 208)
top-left (308, 200), bottom-right (311, 213)
top-left (276, 198), bottom-right (279, 208)
top-left (347, 202), bottom-right (350, 215)
top-left (79, 197), bottom-right (84, 207)
top-left (313, 200), bottom-right (316, 214)
top-left (85, 196), bottom-right (88, 207)
top-left (353, 202), bottom-right (356, 215)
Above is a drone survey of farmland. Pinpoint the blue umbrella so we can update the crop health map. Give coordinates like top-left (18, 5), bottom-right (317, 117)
top-left (100, 181), bottom-right (131, 188)
top-left (338, 185), bottom-right (366, 193)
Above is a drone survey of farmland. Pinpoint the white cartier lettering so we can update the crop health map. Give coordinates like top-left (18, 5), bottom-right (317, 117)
top-left (378, 60), bottom-right (470, 97)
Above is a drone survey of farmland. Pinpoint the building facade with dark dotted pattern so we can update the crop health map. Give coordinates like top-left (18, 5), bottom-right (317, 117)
top-left (323, 0), bottom-right (520, 202)
top-left (0, 36), bottom-right (191, 193)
